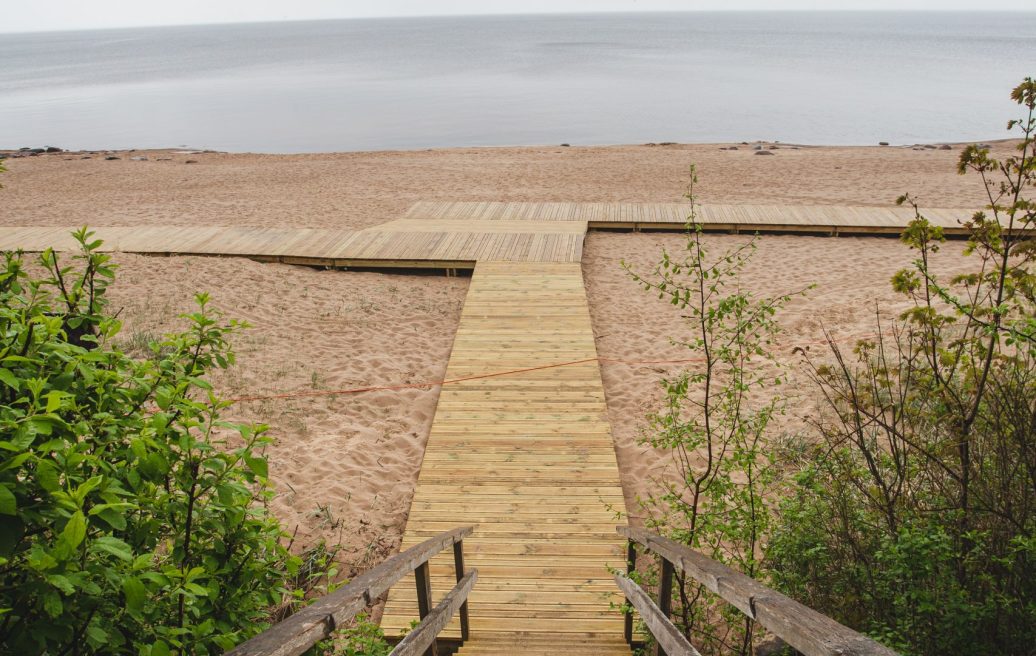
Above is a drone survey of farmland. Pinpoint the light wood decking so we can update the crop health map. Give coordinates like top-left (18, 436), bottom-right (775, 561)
top-left (0, 222), bottom-right (583, 267)
top-left (378, 262), bottom-right (630, 655)
top-left (406, 200), bottom-right (973, 235)
top-left (0, 202), bottom-right (977, 271)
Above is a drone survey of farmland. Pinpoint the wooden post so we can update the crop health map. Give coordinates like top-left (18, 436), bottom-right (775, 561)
top-left (454, 539), bottom-right (470, 642)
top-left (415, 562), bottom-right (438, 656)
top-left (623, 539), bottom-right (637, 645)
top-left (654, 558), bottom-right (675, 656)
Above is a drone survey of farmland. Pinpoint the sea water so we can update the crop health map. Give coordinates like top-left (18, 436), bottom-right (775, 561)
top-left (1, 12), bottom-right (1033, 152)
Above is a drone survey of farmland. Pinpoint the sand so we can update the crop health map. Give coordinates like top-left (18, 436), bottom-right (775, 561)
top-left (0, 140), bottom-right (1005, 574)
top-left (582, 232), bottom-right (974, 521)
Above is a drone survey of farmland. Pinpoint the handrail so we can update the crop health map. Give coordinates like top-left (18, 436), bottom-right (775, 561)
top-left (229, 526), bottom-right (475, 656)
top-left (391, 570), bottom-right (478, 656)
top-left (614, 573), bottom-right (701, 656)
top-left (617, 525), bottom-right (898, 656)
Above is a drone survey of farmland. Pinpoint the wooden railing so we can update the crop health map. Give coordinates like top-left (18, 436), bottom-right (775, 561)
top-left (228, 526), bottom-right (475, 656)
top-left (616, 526), bottom-right (898, 656)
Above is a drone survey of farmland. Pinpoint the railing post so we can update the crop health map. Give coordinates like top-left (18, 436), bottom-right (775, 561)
top-left (453, 538), bottom-right (470, 642)
top-left (415, 561), bottom-right (439, 656)
top-left (623, 539), bottom-right (637, 645)
top-left (654, 557), bottom-right (675, 656)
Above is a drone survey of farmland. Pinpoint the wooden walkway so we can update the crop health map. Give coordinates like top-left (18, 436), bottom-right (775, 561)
top-left (407, 201), bottom-right (974, 235)
top-left (0, 202), bottom-right (978, 653)
top-left (0, 202), bottom-right (978, 271)
top-left (378, 262), bottom-right (630, 655)
top-left (0, 220), bottom-right (586, 267)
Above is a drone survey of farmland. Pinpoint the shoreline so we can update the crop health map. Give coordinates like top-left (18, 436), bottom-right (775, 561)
top-left (0, 137), bottom-right (1017, 160)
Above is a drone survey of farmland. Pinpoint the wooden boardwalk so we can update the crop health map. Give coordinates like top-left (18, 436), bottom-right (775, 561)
top-left (378, 262), bottom-right (630, 655)
top-left (0, 201), bottom-right (979, 653)
top-left (407, 201), bottom-right (974, 235)
top-left (0, 202), bottom-right (978, 271)
top-left (0, 220), bottom-right (586, 267)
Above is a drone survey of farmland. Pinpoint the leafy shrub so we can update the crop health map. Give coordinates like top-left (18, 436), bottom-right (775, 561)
top-left (626, 168), bottom-right (806, 654)
top-left (767, 78), bottom-right (1036, 655)
top-left (0, 230), bottom-right (303, 654)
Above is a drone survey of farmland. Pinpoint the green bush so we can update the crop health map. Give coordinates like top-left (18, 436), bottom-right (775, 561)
top-left (768, 78), bottom-right (1036, 655)
top-left (0, 230), bottom-right (303, 654)
top-left (626, 167), bottom-right (807, 654)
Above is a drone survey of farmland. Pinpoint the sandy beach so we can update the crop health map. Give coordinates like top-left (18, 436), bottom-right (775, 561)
top-left (0, 141), bottom-right (1001, 573)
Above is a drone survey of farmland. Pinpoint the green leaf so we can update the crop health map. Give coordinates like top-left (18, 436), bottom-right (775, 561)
top-left (91, 536), bottom-right (133, 562)
top-left (46, 573), bottom-right (75, 595)
top-left (85, 623), bottom-right (108, 646)
top-left (36, 460), bottom-right (61, 493)
top-left (45, 390), bottom-right (66, 414)
top-left (55, 511), bottom-right (87, 558)
top-left (244, 455), bottom-right (268, 479)
top-left (151, 641), bottom-right (171, 656)
top-left (0, 485), bottom-right (16, 515)
top-left (122, 576), bottom-right (146, 615)
top-left (90, 504), bottom-right (130, 531)
top-left (0, 452), bottom-right (31, 472)
top-left (42, 589), bottom-right (63, 617)
top-left (72, 475), bottom-right (103, 504)
top-left (27, 415), bottom-right (58, 436)
top-left (0, 368), bottom-right (19, 391)
top-left (154, 386), bottom-right (173, 411)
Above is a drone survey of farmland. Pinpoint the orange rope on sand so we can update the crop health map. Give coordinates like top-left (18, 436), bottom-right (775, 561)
top-left (226, 355), bottom-right (701, 404)
top-left (225, 330), bottom-right (875, 405)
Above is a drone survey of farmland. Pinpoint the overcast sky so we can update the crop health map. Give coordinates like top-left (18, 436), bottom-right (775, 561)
top-left (2, 0), bottom-right (1033, 33)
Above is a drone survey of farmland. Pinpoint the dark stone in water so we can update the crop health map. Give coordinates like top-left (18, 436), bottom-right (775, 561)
top-left (755, 150), bottom-right (775, 156)
top-left (105, 155), bottom-right (120, 160)
top-left (185, 159), bottom-right (198, 164)
top-left (879, 141), bottom-right (890, 146)
top-left (560, 143), bottom-right (570, 147)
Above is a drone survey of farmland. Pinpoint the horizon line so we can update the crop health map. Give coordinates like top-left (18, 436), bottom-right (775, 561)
top-left (3, 8), bottom-right (1035, 36)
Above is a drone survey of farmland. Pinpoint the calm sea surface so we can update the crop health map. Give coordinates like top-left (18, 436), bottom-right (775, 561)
top-left (1, 12), bottom-right (1034, 152)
